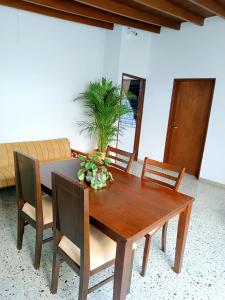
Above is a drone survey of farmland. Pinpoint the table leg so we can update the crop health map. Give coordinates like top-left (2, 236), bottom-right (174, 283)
top-left (174, 203), bottom-right (193, 273)
top-left (113, 239), bottom-right (133, 300)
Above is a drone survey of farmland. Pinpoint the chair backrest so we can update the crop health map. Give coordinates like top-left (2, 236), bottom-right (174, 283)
top-left (14, 151), bottom-right (43, 215)
top-left (52, 172), bottom-right (90, 267)
top-left (71, 148), bottom-right (88, 158)
top-left (141, 157), bottom-right (185, 191)
top-left (106, 146), bottom-right (134, 173)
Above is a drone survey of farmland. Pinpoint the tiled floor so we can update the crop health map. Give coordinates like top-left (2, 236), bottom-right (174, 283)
top-left (0, 163), bottom-right (225, 300)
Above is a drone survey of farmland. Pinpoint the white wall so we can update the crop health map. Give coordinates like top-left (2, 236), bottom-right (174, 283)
top-left (0, 5), bottom-right (107, 151)
top-left (140, 17), bottom-right (225, 184)
top-left (118, 27), bottom-right (151, 79)
top-left (104, 26), bottom-right (151, 82)
top-left (103, 25), bottom-right (122, 83)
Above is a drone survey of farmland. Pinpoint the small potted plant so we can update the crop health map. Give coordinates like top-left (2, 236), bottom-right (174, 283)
top-left (77, 151), bottom-right (113, 190)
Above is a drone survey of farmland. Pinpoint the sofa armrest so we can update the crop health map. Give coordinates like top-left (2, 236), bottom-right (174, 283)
top-left (71, 149), bottom-right (88, 158)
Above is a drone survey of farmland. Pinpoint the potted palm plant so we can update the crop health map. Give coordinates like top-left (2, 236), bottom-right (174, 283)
top-left (75, 77), bottom-right (131, 153)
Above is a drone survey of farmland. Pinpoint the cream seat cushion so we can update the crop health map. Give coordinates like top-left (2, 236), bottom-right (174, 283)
top-left (22, 195), bottom-right (53, 225)
top-left (59, 226), bottom-right (136, 271)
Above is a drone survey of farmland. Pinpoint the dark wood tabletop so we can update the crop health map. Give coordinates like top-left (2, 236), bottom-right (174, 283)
top-left (40, 158), bottom-right (194, 300)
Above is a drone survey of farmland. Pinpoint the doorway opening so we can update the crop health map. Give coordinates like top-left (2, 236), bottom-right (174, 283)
top-left (116, 73), bottom-right (146, 161)
top-left (164, 78), bottom-right (215, 177)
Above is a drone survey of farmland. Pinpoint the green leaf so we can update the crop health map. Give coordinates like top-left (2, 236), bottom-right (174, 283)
top-left (104, 157), bottom-right (111, 164)
top-left (92, 164), bottom-right (97, 171)
top-left (90, 178), bottom-right (98, 189)
top-left (77, 169), bottom-right (85, 181)
top-left (85, 162), bottom-right (92, 170)
top-left (101, 166), bottom-right (107, 172)
top-left (77, 169), bottom-right (84, 176)
top-left (80, 161), bottom-right (85, 167)
top-left (79, 173), bottom-right (85, 181)
top-left (80, 155), bottom-right (86, 161)
top-left (108, 172), bottom-right (113, 181)
top-left (96, 151), bottom-right (102, 157)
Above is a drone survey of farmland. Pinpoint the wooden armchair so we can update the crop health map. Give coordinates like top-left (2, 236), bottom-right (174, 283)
top-left (106, 146), bottom-right (135, 173)
top-left (140, 157), bottom-right (185, 276)
top-left (14, 151), bottom-right (53, 269)
top-left (51, 172), bottom-right (135, 299)
top-left (71, 149), bottom-right (88, 158)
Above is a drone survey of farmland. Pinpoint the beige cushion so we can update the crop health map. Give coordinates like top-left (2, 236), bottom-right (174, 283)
top-left (22, 195), bottom-right (53, 225)
top-left (59, 225), bottom-right (116, 271)
top-left (59, 226), bottom-right (137, 271)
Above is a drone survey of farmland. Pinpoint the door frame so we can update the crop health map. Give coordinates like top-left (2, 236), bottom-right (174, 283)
top-left (163, 78), bottom-right (216, 178)
top-left (117, 73), bottom-right (146, 161)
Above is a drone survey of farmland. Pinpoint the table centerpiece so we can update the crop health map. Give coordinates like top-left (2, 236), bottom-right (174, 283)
top-left (77, 151), bottom-right (113, 190)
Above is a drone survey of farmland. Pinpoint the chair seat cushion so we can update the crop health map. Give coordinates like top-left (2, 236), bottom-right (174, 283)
top-left (0, 166), bottom-right (15, 188)
top-left (59, 226), bottom-right (136, 271)
top-left (22, 195), bottom-right (53, 225)
top-left (58, 225), bottom-right (116, 271)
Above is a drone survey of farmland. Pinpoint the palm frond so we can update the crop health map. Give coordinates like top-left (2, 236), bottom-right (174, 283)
top-left (75, 77), bottom-right (132, 152)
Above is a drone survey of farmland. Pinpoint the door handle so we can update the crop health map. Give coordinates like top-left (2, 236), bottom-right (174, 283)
top-left (172, 125), bottom-right (178, 129)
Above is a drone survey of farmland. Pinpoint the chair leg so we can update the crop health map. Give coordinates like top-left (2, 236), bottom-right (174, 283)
top-left (17, 215), bottom-right (25, 250)
top-left (78, 271), bottom-right (89, 300)
top-left (127, 249), bottom-right (135, 295)
top-left (162, 222), bottom-right (168, 253)
top-left (141, 234), bottom-right (152, 277)
top-left (51, 252), bottom-right (61, 294)
top-left (34, 229), bottom-right (43, 269)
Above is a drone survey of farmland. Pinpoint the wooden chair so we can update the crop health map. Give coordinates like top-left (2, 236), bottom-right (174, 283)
top-left (140, 157), bottom-right (185, 276)
top-left (71, 149), bottom-right (88, 158)
top-left (106, 145), bottom-right (135, 173)
top-left (50, 172), bottom-right (135, 299)
top-left (14, 151), bottom-right (53, 269)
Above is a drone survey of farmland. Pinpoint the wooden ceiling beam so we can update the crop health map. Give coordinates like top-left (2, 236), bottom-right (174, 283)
top-left (189, 0), bottom-right (225, 18)
top-left (73, 0), bottom-right (181, 29)
top-left (132, 0), bottom-right (204, 25)
top-left (0, 0), bottom-right (114, 29)
top-left (21, 0), bottom-right (161, 33)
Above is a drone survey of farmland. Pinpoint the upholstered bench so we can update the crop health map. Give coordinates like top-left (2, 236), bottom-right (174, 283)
top-left (0, 138), bottom-right (86, 189)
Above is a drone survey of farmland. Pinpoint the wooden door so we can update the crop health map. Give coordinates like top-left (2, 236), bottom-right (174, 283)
top-left (164, 79), bottom-right (215, 177)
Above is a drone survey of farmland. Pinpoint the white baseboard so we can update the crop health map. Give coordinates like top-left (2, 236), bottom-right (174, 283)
top-left (199, 177), bottom-right (225, 188)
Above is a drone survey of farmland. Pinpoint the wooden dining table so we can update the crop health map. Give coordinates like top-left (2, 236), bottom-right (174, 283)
top-left (40, 158), bottom-right (194, 300)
